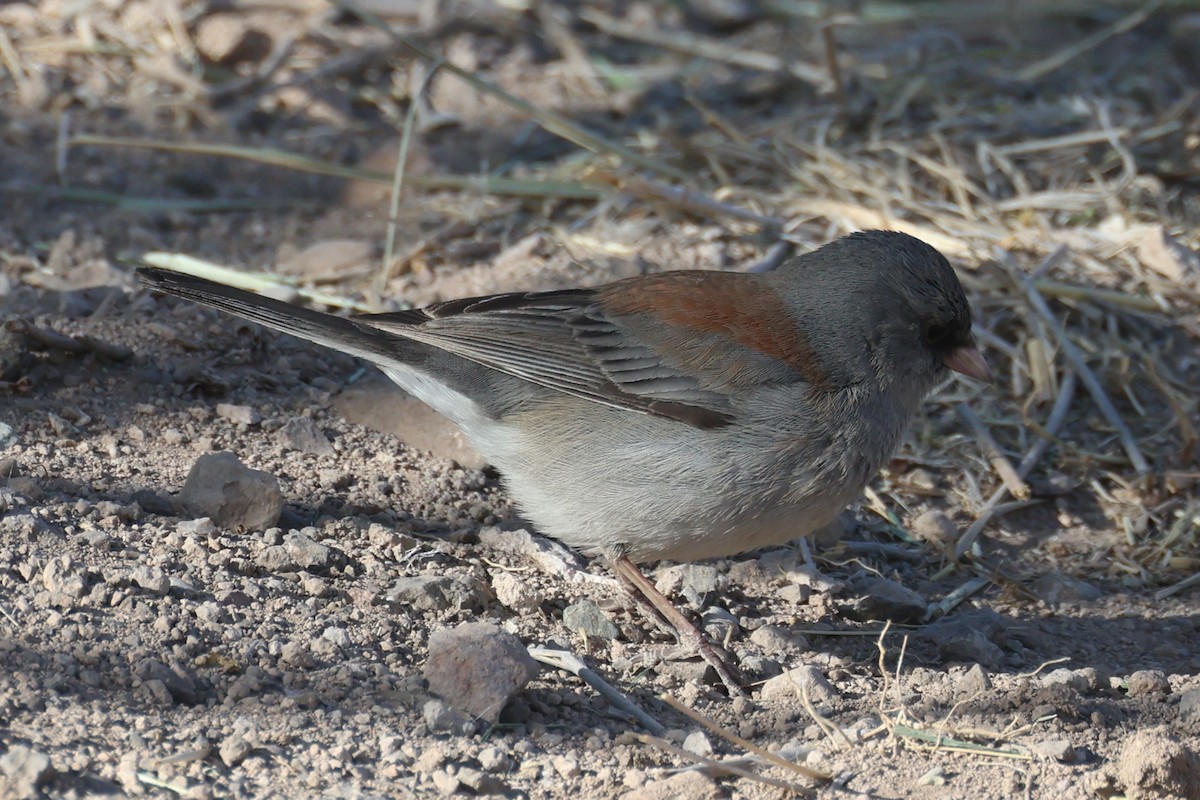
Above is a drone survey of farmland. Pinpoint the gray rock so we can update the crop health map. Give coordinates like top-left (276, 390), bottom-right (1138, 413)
top-left (842, 576), bottom-right (927, 624)
top-left (759, 664), bottom-right (836, 704)
top-left (423, 622), bottom-right (539, 723)
top-left (129, 489), bottom-right (175, 516)
top-left (683, 731), bottom-right (713, 757)
top-left (1126, 669), bottom-right (1171, 697)
top-left (423, 698), bottom-right (475, 735)
top-left (194, 601), bottom-right (228, 625)
top-left (701, 606), bottom-right (739, 642)
top-left (562, 600), bottom-right (619, 640)
top-left (430, 769), bottom-right (460, 794)
top-left (917, 766), bottom-right (948, 786)
top-left (73, 530), bottom-right (112, 550)
top-left (655, 564), bottom-right (720, 607)
top-left (1032, 572), bottom-right (1103, 605)
top-left (219, 734), bottom-right (253, 767)
top-left (477, 746), bottom-right (512, 772)
top-left (457, 766), bottom-right (506, 794)
top-left (283, 530), bottom-right (334, 570)
top-left (477, 526), bottom-right (585, 576)
top-left (130, 566), bottom-right (171, 595)
top-left (1117, 727), bottom-right (1200, 799)
top-left (1075, 666), bottom-right (1108, 693)
top-left (491, 571), bottom-right (544, 611)
top-left (298, 574), bottom-right (330, 598)
top-left (322, 626), bottom-right (351, 649)
top-left (1, 512), bottom-right (50, 538)
top-left (619, 771), bottom-right (722, 800)
top-left (387, 575), bottom-right (490, 612)
top-left (41, 557), bottom-right (87, 599)
top-left (1033, 738), bottom-right (1076, 761)
top-left (169, 577), bottom-right (198, 595)
top-left (278, 418), bottom-right (335, 456)
top-left (0, 745), bottom-right (52, 800)
top-left (194, 13), bottom-right (272, 66)
top-left (216, 403), bottom-right (261, 426)
top-left (177, 517), bottom-right (217, 537)
top-left (115, 752), bottom-right (140, 794)
top-left (920, 618), bottom-right (1005, 669)
top-left (317, 469), bottom-right (350, 490)
top-left (132, 658), bottom-right (200, 705)
top-left (1179, 687), bottom-right (1200, 733)
top-left (378, 734), bottom-right (403, 761)
top-left (777, 584), bottom-right (812, 604)
top-left (179, 451), bottom-right (282, 531)
top-left (552, 754), bottom-right (580, 779)
top-left (782, 563), bottom-right (844, 594)
top-left (279, 640), bottom-right (314, 669)
top-left (956, 663), bottom-right (991, 696)
top-left (256, 545), bottom-right (294, 572)
top-left (749, 624), bottom-right (808, 654)
top-left (1041, 668), bottom-right (1091, 694)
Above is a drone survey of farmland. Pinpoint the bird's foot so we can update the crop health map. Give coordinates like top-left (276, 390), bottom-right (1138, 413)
top-left (609, 555), bottom-right (746, 697)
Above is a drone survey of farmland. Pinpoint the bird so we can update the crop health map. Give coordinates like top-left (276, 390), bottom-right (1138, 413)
top-left (137, 229), bottom-right (989, 695)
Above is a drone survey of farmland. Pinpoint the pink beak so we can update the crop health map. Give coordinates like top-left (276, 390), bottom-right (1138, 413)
top-left (944, 345), bottom-right (993, 383)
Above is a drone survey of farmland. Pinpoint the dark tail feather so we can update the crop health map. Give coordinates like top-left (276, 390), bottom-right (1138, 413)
top-left (136, 267), bottom-right (391, 362)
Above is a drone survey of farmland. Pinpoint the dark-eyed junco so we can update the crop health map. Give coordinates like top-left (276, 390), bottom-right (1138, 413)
top-left (138, 230), bottom-right (988, 694)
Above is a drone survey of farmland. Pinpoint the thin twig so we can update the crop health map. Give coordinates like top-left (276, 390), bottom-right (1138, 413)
top-left (1154, 571), bottom-right (1200, 601)
top-left (1014, 249), bottom-right (1150, 474)
top-left (373, 59), bottom-right (442, 310)
top-left (796, 678), bottom-right (854, 749)
top-left (71, 135), bottom-right (603, 199)
top-left (579, 8), bottom-right (830, 89)
top-left (956, 371), bottom-right (1080, 558)
top-left (528, 646), bottom-right (665, 735)
top-left (925, 577), bottom-right (991, 621)
top-left (660, 694), bottom-right (830, 782)
top-left (958, 405), bottom-right (1031, 499)
top-left (745, 241), bottom-right (795, 273)
top-left (820, 22), bottom-right (845, 109)
top-left (333, 0), bottom-right (690, 181)
top-left (633, 734), bottom-right (815, 796)
top-left (590, 171), bottom-right (781, 230)
top-left (1013, 0), bottom-right (1166, 82)
top-left (993, 128), bottom-right (1131, 157)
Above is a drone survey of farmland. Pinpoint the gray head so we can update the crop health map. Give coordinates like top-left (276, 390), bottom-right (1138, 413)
top-left (771, 230), bottom-right (988, 393)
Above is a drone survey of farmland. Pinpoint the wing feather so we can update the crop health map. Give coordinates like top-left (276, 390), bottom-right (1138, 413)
top-left (358, 288), bottom-right (735, 428)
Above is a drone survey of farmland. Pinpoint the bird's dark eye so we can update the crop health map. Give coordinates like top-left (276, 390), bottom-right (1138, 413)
top-left (924, 322), bottom-right (951, 345)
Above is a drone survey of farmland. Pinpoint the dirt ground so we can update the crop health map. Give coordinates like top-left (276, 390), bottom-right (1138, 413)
top-left (2, 2), bottom-right (1200, 799)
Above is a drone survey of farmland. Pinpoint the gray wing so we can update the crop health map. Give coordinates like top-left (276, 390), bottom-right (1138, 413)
top-left (358, 289), bottom-right (736, 428)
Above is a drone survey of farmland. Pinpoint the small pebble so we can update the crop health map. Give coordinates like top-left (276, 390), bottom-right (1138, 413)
top-left (1033, 738), bottom-right (1076, 762)
top-left (216, 403), bottom-right (261, 426)
top-left (178, 451), bottom-right (282, 531)
top-left (423, 622), bottom-right (539, 724)
top-left (219, 734), bottom-right (253, 767)
top-left (562, 600), bottom-right (619, 640)
top-left (759, 664), bottom-right (837, 704)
